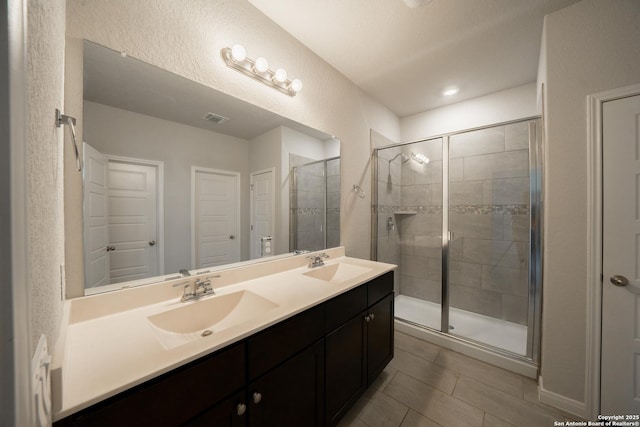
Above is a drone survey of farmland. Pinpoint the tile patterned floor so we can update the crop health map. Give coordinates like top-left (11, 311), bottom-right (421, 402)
top-left (337, 330), bottom-right (580, 427)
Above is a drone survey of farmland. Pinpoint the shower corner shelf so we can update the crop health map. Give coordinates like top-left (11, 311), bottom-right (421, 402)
top-left (394, 210), bottom-right (417, 215)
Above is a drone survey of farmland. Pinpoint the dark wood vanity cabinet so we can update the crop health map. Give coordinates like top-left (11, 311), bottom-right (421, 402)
top-left (325, 271), bottom-right (394, 426)
top-left (54, 271), bottom-right (394, 427)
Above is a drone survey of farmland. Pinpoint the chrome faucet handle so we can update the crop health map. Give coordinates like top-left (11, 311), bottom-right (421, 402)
top-left (306, 253), bottom-right (328, 268)
top-left (173, 281), bottom-right (195, 302)
top-left (196, 275), bottom-right (219, 296)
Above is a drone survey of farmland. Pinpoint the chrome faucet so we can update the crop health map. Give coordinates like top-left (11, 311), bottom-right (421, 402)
top-left (173, 275), bottom-right (219, 302)
top-left (307, 253), bottom-right (329, 268)
top-left (194, 277), bottom-right (215, 298)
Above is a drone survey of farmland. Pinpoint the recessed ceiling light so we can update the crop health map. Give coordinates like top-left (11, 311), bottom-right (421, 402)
top-left (443, 87), bottom-right (459, 96)
top-left (403, 0), bottom-right (433, 8)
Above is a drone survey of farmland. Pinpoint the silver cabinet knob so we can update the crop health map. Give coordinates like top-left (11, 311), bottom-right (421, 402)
top-left (252, 392), bottom-right (262, 404)
top-left (236, 403), bottom-right (246, 416)
top-left (229, 235), bottom-right (236, 240)
top-left (149, 240), bottom-right (156, 246)
top-left (365, 315), bottom-right (371, 323)
top-left (610, 275), bottom-right (629, 287)
top-left (106, 245), bottom-right (116, 252)
top-left (370, 313), bottom-right (375, 321)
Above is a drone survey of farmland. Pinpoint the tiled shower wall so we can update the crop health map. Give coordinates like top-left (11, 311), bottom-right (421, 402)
top-left (376, 120), bottom-right (532, 325)
top-left (293, 159), bottom-right (325, 251)
top-left (326, 158), bottom-right (341, 248)
top-left (291, 156), bottom-right (340, 252)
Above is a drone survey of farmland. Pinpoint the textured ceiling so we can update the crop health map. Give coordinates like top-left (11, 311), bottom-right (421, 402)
top-left (248, 0), bottom-right (582, 117)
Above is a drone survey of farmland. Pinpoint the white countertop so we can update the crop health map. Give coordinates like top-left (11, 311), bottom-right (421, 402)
top-left (52, 247), bottom-right (396, 421)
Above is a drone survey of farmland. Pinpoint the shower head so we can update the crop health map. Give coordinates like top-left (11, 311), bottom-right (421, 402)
top-left (388, 153), bottom-right (410, 165)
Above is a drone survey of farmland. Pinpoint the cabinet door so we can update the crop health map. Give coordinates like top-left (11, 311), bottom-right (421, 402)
top-left (184, 391), bottom-right (247, 427)
top-left (325, 311), bottom-right (366, 427)
top-left (367, 293), bottom-right (394, 385)
top-left (248, 340), bottom-right (324, 427)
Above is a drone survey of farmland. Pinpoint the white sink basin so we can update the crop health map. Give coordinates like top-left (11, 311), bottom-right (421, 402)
top-left (148, 290), bottom-right (278, 349)
top-left (303, 262), bottom-right (372, 283)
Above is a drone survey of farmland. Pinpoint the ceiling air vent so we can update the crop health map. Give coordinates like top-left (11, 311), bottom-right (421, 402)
top-left (202, 112), bottom-right (230, 124)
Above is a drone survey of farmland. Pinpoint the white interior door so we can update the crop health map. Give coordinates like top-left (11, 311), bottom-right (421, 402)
top-left (602, 93), bottom-right (640, 415)
top-left (83, 143), bottom-right (110, 288)
top-left (107, 161), bottom-right (159, 283)
top-left (193, 168), bottom-right (240, 269)
top-left (250, 169), bottom-right (275, 259)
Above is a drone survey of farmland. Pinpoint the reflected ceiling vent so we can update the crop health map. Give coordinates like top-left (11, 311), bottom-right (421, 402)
top-left (202, 112), bottom-right (230, 124)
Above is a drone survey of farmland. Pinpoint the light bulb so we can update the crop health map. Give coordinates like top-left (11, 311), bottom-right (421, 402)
top-left (230, 44), bottom-right (246, 62)
top-left (274, 68), bottom-right (288, 83)
top-left (443, 86), bottom-right (459, 96)
top-left (290, 79), bottom-right (303, 93)
top-left (254, 57), bottom-right (269, 73)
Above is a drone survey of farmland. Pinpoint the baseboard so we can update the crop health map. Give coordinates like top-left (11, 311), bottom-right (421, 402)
top-left (538, 376), bottom-right (588, 419)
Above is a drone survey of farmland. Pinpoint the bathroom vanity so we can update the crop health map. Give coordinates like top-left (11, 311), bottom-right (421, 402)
top-left (52, 247), bottom-right (395, 426)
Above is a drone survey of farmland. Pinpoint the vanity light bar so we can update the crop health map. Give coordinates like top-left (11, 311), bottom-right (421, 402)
top-left (221, 45), bottom-right (302, 97)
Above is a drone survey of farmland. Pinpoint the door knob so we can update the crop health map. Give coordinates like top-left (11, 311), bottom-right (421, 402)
top-left (236, 403), bottom-right (246, 416)
top-left (149, 240), bottom-right (156, 246)
top-left (252, 392), bottom-right (262, 404)
top-left (610, 275), bottom-right (629, 287)
top-left (229, 235), bottom-right (235, 240)
top-left (106, 245), bottom-right (116, 252)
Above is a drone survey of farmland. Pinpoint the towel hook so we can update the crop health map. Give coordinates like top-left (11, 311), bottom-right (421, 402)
top-left (56, 108), bottom-right (81, 172)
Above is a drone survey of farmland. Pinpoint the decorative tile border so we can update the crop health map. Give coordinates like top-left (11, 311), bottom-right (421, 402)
top-left (373, 204), bottom-right (529, 215)
top-left (292, 208), bottom-right (323, 215)
top-left (291, 208), bottom-right (340, 215)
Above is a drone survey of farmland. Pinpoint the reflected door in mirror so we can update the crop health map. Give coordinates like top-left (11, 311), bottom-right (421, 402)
top-left (83, 143), bottom-right (162, 288)
top-left (250, 169), bottom-right (275, 259)
top-left (192, 168), bottom-right (240, 269)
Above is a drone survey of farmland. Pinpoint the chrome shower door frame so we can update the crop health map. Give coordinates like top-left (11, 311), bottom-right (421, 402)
top-left (371, 117), bottom-right (544, 365)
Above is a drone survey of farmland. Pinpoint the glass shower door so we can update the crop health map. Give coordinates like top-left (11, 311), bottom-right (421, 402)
top-left (375, 138), bottom-right (443, 330)
top-left (447, 121), bottom-right (535, 355)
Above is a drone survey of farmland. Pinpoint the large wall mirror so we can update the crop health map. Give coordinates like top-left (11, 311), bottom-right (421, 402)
top-left (78, 40), bottom-right (340, 294)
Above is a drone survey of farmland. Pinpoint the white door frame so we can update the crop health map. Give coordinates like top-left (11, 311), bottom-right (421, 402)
top-left (4, 0), bottom-right (32, 425)
top-left (586, 82), bottom-right (640, 419)
top-left (250, 167), bottom-right (276, 258)
top-left (190, 166), bottom-right (241, 269)
top-left (105, 154), bottom-right (165, 276)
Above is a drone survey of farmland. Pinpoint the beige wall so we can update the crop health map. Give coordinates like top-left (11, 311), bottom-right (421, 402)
top-left (400, 83), bottom-right (538, 142)
top-left (27, 0), bottom-right (67, 350)
top-left (540, 0), bottom-right (640, 407)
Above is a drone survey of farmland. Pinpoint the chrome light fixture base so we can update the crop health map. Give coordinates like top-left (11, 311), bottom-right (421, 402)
top-left (221, 47), bottom-right (301, 97)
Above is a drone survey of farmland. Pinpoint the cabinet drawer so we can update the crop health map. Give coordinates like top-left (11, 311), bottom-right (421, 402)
top-left (60, 343), bottom-right (245, 427)
top-left (325, 285), bottom-right (367, 333)
top-left (247, 304), bottom-right (324, 381)
top-left (367, 271), bottom-right (394, 306)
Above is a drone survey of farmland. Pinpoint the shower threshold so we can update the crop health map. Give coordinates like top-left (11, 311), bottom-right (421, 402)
top-left (395, 295), bottom-right (527, 355)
